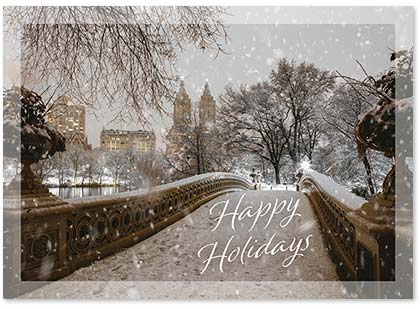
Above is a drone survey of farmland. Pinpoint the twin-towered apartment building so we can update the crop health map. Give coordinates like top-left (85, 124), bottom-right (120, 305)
top-left (172, 80), bottom-right (217, 130)
top-left (166, 81), bottom-right (217, 156)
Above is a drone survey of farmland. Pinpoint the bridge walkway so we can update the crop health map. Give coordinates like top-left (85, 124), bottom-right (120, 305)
top-left (21, 191), bottom-right (347, 299)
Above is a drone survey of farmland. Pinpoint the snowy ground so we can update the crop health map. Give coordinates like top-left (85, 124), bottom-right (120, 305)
top-left (260, 183), bottom-right (297, 191)
top-left (20, 191), bottom-right (347, 299)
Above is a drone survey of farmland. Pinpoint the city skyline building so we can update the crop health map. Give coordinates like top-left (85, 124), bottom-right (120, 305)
top-left (173, 80), bottom-right (192, 129)
top-left (100, 129), bottom-right (156, 154)
top-left (166, 80), bottom-right (217, 158)
top-left (48, 95), bottom-right (91, 150)
top-left (198, 81), bottom-right (217, 126)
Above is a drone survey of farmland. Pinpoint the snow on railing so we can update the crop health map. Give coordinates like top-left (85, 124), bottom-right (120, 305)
top-left (67, 172), bottom-right (252, 205)
top-left (297, 169), bottom-right (367, 280)
top-left (18, 172), bottom-right (253, 281)
top-left (299, 169), bottom-right (366, 211)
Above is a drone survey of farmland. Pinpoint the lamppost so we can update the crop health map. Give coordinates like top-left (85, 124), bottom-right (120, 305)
top-left (296, 159), bottom-right (311, 191)
top-left (249, 168), bottom-right (258, 190)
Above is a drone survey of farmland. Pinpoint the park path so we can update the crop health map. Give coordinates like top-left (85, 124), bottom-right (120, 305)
top-left (21, 191), bottom-right (347, 299)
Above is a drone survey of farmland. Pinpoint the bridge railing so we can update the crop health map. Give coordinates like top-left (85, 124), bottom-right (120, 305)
top-left (17, 173), bottom-right (253, 281)
top-left (297, 170), bottom-right (366, 280)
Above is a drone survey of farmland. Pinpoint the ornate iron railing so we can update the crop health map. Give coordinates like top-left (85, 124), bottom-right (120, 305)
top-left (298, 172), bottom-right (363, 280)
top-left (17, 173), bottom-right (253, 281)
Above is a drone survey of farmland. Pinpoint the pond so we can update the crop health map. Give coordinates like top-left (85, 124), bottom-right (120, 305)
top-left (49, 186), bottom-right (128, 200)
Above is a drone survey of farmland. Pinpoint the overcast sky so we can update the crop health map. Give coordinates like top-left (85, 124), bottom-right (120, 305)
top-left (4, 7), bottom-right (412, 149)
top-left (85, 22), bottom-right (395, 149)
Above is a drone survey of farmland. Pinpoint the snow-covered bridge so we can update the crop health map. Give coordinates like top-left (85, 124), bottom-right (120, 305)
top-left (7, 171), bottom-right (394, 298)
top-left (21, 190), bottom-right (348, 299)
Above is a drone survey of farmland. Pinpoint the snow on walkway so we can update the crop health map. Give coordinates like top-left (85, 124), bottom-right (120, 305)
top-left (21, 191), bottom-right (347, 299)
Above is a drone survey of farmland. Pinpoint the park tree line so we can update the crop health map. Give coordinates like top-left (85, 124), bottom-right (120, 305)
top-left (163, 103), bottom-right (240, 179)
top-left (33, 145), bottom-right (170, 189)
top-left (164, 54), bottom-right (410, 197)
top-left (19, 52), bottom-right (409, 197)
top-left (219, 59), bottom-right (335, 185)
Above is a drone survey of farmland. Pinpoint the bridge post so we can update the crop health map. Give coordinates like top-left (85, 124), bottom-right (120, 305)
top-left (297, 170), bottom-right (398, 288)
top-left (3, 189), bottom-right (73, 297)
top-left (346, 197), bottom-right (395, 282)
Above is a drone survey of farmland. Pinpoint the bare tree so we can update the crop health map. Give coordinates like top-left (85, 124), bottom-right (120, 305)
top-left (322, 84), bottom-right (377, 195)
top-left (206, 123), bottom-right (242, 173)
top-left (106, 150), bottom-right (126, 186)
top-left (331, 53), bottom-right (401, 196)
top-left (219, 82), bottom-right (290, 184)
top-left (93, 149), bottom-right (107, 185)
top-left (66, 144), bottom-right (85, 185)
top-left (300, 118), bottom-right (323, 161)
top-left (135, 152), bottom-right (170, 186)
top-left (50, 152), bottom-right (69, 186)
top-left (118, 148), bottom-right (143, 190)
top-left (164, 106), bottom-right (213, 178)
top-left (80, 151), bottom-right (97, 186)
top-left (163, 103), bottom-right (235, 180)
top-left (33, 157), bottom-right (55, 181)
top-left (4, 6), bottom-right (228, 122)
top-left (270, 58), bottom-right (335, 168)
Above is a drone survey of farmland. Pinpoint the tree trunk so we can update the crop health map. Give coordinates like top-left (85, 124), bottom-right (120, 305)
top-left (361, 150), bottom-right (376, 196)
top-left (73, 169), bottom-right (77, 186)
top-left (273, 164), bottom-right (281, 184)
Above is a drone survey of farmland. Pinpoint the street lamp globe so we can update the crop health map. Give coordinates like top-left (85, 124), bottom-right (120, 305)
top-left (300, 159), bottom-right (311, 171)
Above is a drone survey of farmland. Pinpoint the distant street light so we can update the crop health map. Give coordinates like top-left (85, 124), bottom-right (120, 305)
top-left (300, 159), bottom-right (311, 171)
